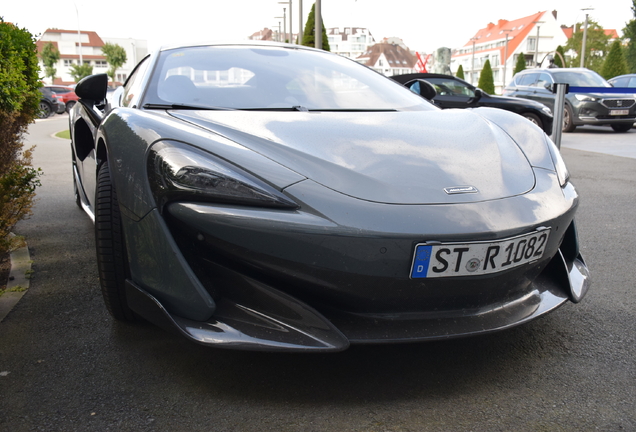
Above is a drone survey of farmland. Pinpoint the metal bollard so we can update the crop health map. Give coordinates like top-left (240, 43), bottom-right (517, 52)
top-left (551, 83), bottom-right (569, 149)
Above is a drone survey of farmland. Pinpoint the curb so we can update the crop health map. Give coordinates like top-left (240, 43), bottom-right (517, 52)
top-left (0, 235), bottom-right (32, 323)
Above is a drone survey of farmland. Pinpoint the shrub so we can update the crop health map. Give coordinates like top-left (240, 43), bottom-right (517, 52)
top-left (0, 18), bottom-right (42, 252)
top-left (456, 65), bottom-right (465, 79)
top-left (514, 53), bottom-right (527, 75)
top-left (477, 60), bottom-right (495, 94)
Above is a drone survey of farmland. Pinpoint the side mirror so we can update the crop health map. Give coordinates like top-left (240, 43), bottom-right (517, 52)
top-left (404, 79), bottom-right (437, 101)
top-left (75, 74), bottom-right (108, 106)
top-left (467, 88), bottom-right (483, 104)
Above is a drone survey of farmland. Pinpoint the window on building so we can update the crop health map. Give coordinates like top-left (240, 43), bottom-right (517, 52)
top-left (95, 60), bottom-right (107, 68)
top-left (64, 59), bottom-right (74, 67)
top-left (527, 37), bottom-right (536, 51)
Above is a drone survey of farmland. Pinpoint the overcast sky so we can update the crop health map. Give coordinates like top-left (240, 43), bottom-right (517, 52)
top-left (2, 0), bottom-right (633, 54)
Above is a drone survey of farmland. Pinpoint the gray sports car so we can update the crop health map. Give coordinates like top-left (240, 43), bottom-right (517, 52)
top-left (71, 42), bottom-right (590, 352)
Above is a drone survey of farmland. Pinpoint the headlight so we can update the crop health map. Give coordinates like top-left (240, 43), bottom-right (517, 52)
top-left (545, 137), bottom-right (570, 187)
top-left (574, 94), bottom-right (598, 102)
top-left (148, 140), bottom-right (298, 210)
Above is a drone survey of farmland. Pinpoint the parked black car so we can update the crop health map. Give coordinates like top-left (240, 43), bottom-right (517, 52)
top-left (38, 87), bottom-right (65, 119)
top-left (392, 73), bottom-right (554, 134)
top-left (608, 74), bottom-right (636, 88)
top-left (504, 68), bottom-right (636, 132)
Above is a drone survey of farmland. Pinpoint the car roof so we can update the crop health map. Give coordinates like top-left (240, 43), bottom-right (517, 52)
top-left (157, 40), bottom-right (322, 53)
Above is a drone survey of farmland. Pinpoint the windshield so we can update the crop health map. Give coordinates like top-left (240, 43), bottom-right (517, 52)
top-left (144, 45), bottom-right (432, 111)
top-left (550, 70), bottom-right (611, 87)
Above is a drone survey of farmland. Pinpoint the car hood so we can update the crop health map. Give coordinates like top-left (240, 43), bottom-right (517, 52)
top-left (169, 109), bottom-right (536, 204)
top-left (486, 93), bottom-right (550, 109)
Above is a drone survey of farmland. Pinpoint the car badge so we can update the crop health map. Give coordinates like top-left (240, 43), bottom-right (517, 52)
top-left (444, 186), bottom-right (479, 195)
top-left (617, 100), bottom-right (623, 107)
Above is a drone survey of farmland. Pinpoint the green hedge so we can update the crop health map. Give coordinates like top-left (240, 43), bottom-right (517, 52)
top-left (0, 18), bottom-right (42, 252)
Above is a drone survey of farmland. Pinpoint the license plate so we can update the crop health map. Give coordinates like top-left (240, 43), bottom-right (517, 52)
top-left (610, 109), bottom-right (629, 116)
top-left (410, 229), bottom-right (550, 279)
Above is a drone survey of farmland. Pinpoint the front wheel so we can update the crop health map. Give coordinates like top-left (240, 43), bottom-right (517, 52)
top-left (95, 163), bottom-right (136, 321)
top-left (522, 113), bottom-right (543, 130)
top-left (38, 101), bottom-right (52, 119)
top-left (611, 123), bottom-right (632, 133)
top-left (563, 104), bottom-right (576, 132)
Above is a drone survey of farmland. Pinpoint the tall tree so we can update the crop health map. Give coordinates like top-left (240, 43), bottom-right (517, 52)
top-left (477, 60), bottom-right (495, 94)
top-left (565, 19), bottom-right (610, 72)
top-left (456, 64), bottom-right (465, 79)
top-left (624, 0), bottom-right (636, 73)
top-left (601, 40), bottom-right (628, 79)
top-left (514, 52), bottom-right (527, 75)
top-left (101, 42), bottom-right (127, 87)
top-left (69, 63), bottom-right (93, 82)
top-left (301, 3), bottom-right (330, 51)
top-left (40, 42), bottom-right (60, 84)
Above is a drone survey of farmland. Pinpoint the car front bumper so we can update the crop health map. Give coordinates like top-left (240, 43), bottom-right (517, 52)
top-left (122, 173), bottom-right (590, 352)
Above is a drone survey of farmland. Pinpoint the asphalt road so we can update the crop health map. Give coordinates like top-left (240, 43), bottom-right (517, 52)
top-left (1, 115), bottom-right (635, 432)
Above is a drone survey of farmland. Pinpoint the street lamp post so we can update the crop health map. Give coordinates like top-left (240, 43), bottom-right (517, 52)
top-left (282, 8), bottom-right (287, 43)
top-left (74, 3), bottom-right (83, 65)
top-left (580, 8), bottom-right (593, 68)
top-left (279, 1), bottom-right (292, 44)
top-left (274, 19), bottom-right (283, 42)
top-left (298, 0), bottom-right (303, 44)
top-left (470, 37), bottom-right (477, 85)
top-left (315, 0), bottom-right (322, 49)
top-left (533, 21), bottom-right (544, 67)
top-left (502, 30), bottom-right (512, 89)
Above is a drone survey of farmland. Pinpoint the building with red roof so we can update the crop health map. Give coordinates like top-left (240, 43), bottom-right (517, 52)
top-left (355, 41), bottom-right (417, 76)
top-left (37, 29), bottom-right (147, 86)
top-left (452, 11), bottom-right (567, 93)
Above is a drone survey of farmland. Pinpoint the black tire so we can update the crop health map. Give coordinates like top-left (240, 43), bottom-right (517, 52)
top-left (522, 112), bottom-right (543, 130)
top-left (562, 104), bottom-right (576, 132)
top-left (95, 163), bottom-right (136, 321)
top-left (65, 100), bottom-right (76, 113)
top-left (38, 101), bottom-right (52, 119)
top-left (611, 123), bottom-right (632, 133)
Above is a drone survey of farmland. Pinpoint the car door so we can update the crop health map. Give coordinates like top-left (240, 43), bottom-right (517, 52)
top-left (511, 72), bottom-right (541, 102)
top-left (425, 77), bottom-right (476, 109)
top-left (526, 72), bottom-right (555, 111)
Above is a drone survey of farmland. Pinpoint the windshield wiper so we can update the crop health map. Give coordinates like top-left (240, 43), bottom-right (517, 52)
top-left (143, 103), bottom-right (233, 111)
top-left (238, 106), bottom-right (309, 112)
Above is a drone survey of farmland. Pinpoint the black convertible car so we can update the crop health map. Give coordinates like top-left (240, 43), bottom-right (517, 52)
top-left (71, 42), bottom-right (589, 352)
top-left (392, 73), bottom-right (554, 134)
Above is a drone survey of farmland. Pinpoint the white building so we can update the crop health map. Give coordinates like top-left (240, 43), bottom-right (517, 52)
top-left (452, 11), bottom-right (567, 93)
top-left (37, 29), bottom-right (147, 86)
top-left (327, 27), bottom-right (375, 60)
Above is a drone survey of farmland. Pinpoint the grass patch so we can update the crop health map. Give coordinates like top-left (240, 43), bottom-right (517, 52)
top-left (55, 129), bottom-right (70, 139)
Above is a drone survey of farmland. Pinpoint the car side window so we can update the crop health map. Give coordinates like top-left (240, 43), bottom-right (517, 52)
top-left (536, 73), bottom-right (553, 89)
top-left (426, 78), bottom-right (474, 97)
top-left (611, 77), bottom-right (627, 87)
top-left (122, 56), bottom-right (151, 107)
top-left (517, 73), bottom-right (537, 87)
